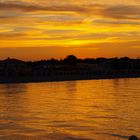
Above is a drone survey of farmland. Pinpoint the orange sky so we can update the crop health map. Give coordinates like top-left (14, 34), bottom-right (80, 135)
top-left (0, 0), bottom-right (140, 60)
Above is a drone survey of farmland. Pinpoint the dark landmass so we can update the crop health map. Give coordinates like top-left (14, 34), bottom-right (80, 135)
top-left (0, 55), bottom-right (140, 83)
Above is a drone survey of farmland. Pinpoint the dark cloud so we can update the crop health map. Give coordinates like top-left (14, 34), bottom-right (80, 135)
top-left (0, 1), bottom-right (140, 20)
top-left (0, 33), bottom-right (26, 39)
top-left (102, 5), bottom-right (140, 19)
top-left (0, 2), bottom-right (85, 12)
top-left (0, 11), bottom-right (24, 19)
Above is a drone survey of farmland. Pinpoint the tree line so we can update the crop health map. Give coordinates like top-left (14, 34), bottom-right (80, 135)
top-left (27, 55), bottom-right (140, 70)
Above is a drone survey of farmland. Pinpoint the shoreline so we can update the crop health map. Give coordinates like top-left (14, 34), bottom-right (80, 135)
top-left (0, 74), bottom-right (140, 84)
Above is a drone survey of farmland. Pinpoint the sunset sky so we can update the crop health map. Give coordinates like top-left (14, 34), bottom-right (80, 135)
top-left (0, 0), bottom-right (140, 60)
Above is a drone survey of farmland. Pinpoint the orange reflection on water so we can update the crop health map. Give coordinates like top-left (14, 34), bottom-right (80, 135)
top-left (0, 78), bottom-right (140, 140)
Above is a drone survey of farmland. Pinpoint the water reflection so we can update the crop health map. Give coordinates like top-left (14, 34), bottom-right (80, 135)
top-left (0, 78), bottom-right (139, 140)
top-left (65, 81), bottom-right (77, 94)
top-left (0, 83), bottom-right (28, 122)
top-left (0, 83), bottom-right (27, 94)
top-left (112, 78), bottom-right (121, 90)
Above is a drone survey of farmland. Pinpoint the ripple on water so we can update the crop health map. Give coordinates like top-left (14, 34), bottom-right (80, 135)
top-left (0, 78), bottom-right (140, 140)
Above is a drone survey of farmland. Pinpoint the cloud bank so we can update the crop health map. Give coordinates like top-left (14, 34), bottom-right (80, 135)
top-left (0, 0), bottom-right (140, 59)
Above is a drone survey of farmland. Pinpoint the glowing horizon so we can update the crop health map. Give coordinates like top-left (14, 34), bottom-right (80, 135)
top-left (0, 0), bottom-right (140, 60)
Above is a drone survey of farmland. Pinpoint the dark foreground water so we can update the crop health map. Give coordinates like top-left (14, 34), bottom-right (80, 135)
top-left (0, 78), bottom-right (139, 140)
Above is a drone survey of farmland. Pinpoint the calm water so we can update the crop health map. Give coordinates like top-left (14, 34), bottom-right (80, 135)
top-left (0, 78), bottom-right (140, 140)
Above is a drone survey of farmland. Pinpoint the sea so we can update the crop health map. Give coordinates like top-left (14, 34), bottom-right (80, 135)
top-left (0, 78), bottom-right (139, 140)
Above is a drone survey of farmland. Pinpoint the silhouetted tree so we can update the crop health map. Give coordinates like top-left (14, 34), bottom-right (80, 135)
top-left (94, 57), bottom-right (107, 64)
top-left (119, 57), bottom-right (131, 69)
top-left (83, 58), bottom-right (95, 64)
top-left (47, 58), bottom-right (59, 65)
top-left (110, 58), bottom-right (119, 69)
top-left (63, 55), bottom-right (77, 65)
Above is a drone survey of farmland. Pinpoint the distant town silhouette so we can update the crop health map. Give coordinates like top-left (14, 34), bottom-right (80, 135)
top-left (0, 55), bottom-right (140, 83)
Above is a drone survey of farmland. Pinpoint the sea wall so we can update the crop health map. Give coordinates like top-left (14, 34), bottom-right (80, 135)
top-left (0, 72), bottom-right (140, 83)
